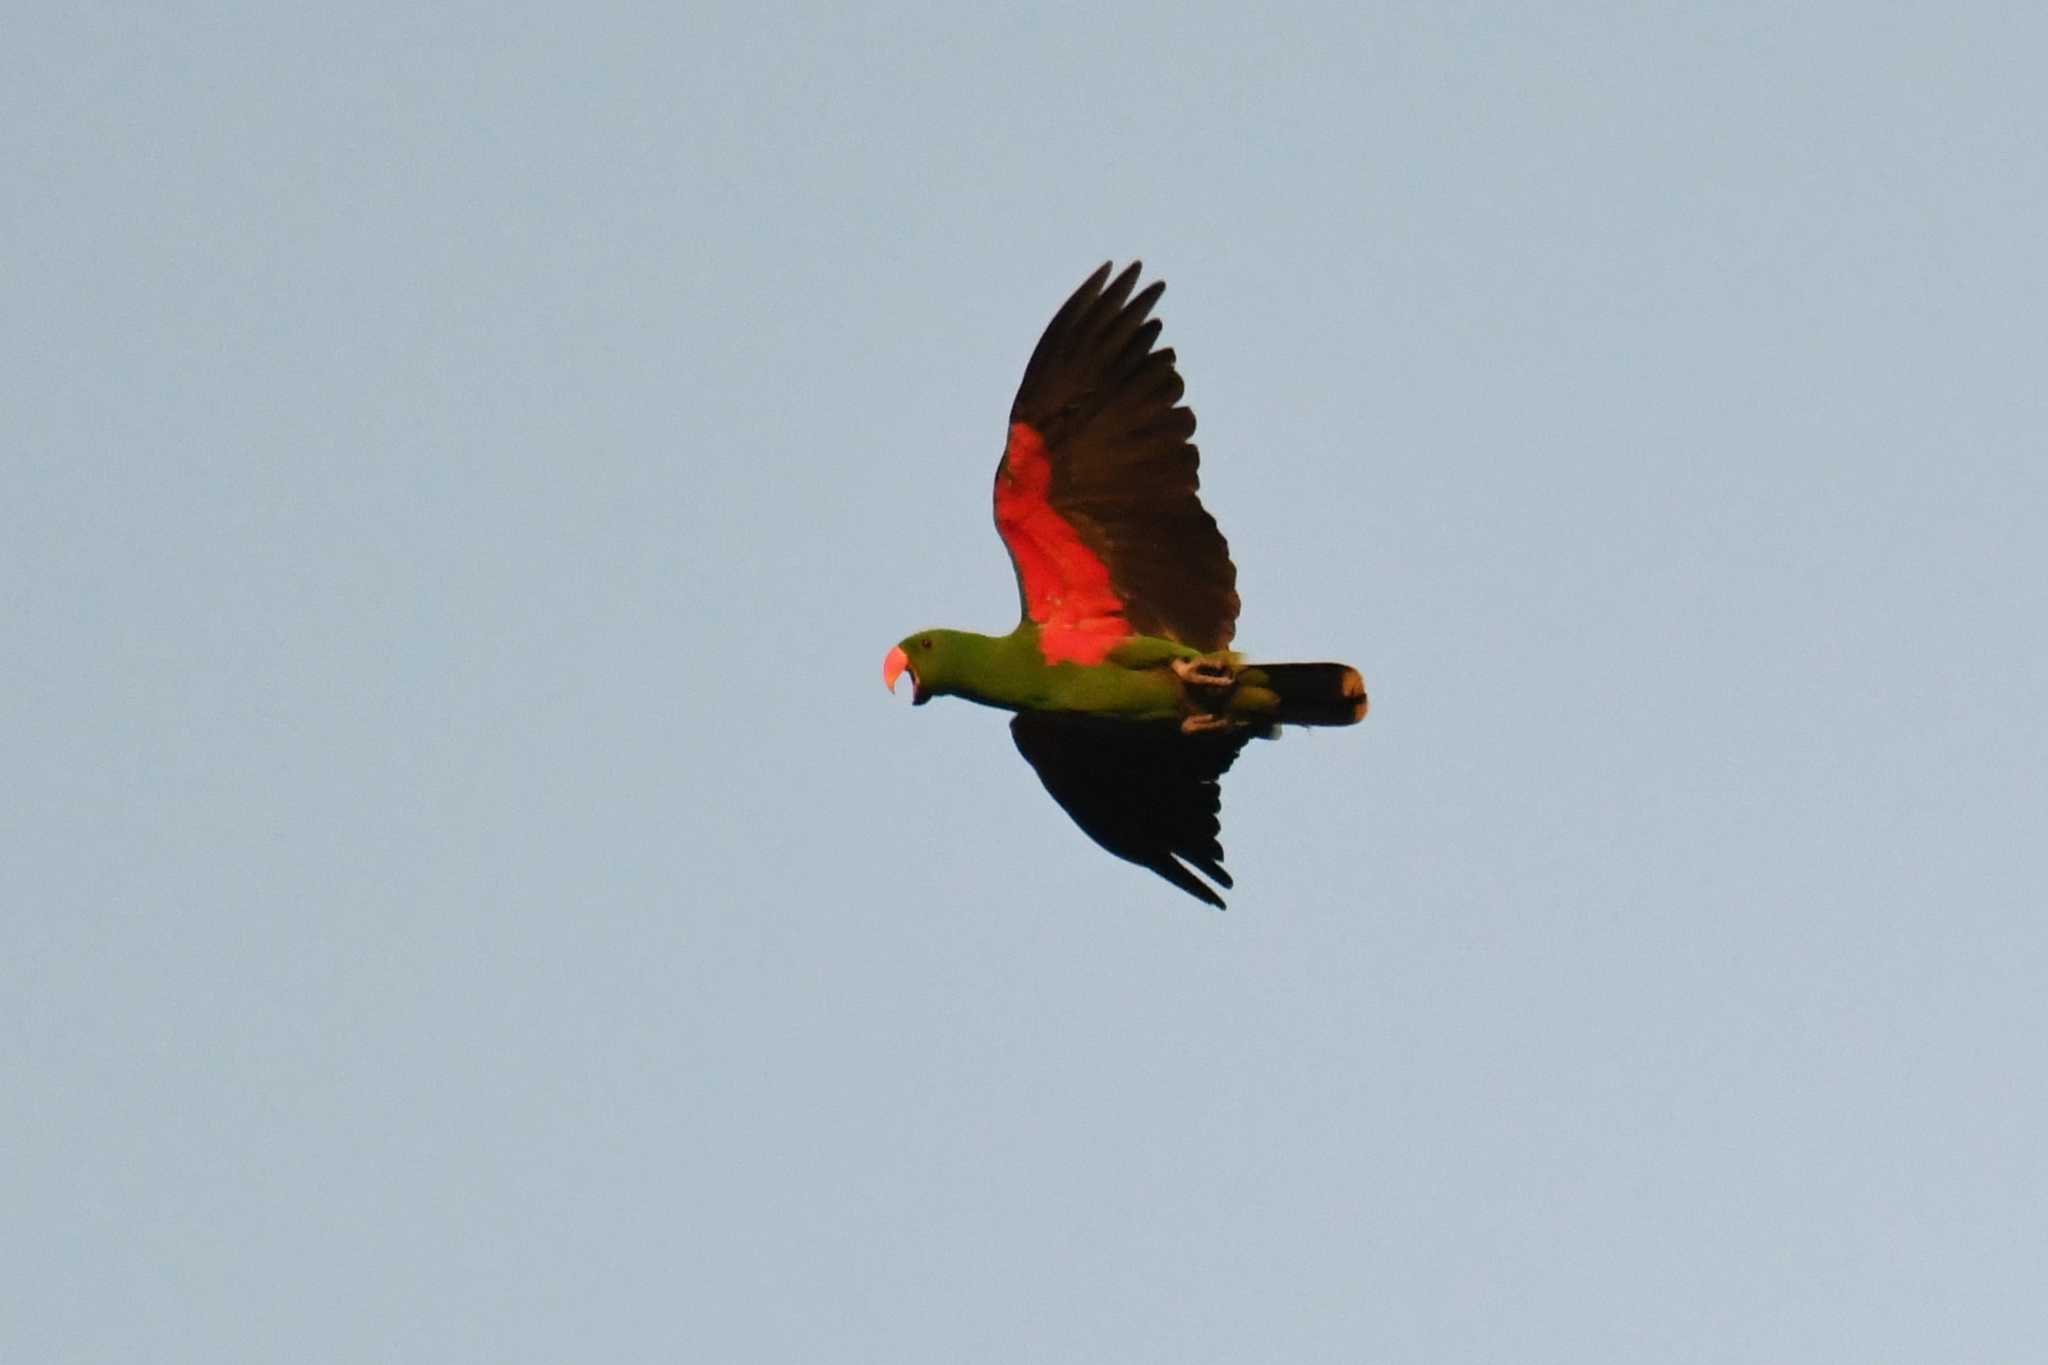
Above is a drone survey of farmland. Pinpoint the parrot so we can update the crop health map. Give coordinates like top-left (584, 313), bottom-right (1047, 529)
top-left (883, 262), bottom-right (1367, 909)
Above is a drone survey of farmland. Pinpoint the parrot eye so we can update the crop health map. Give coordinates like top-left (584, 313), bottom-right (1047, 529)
top-left (920, 636), bottom-right (933, 650)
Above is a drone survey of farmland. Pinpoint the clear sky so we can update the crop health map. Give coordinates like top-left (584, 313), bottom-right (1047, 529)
top-left (7, 4), bottom-right (2045, 1361)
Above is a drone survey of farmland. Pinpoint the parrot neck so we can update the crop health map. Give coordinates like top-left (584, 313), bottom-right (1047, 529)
top-left (931, 627), bottom-right (1062, 711)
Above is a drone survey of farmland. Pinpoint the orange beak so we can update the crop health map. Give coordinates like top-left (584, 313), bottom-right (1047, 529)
top-left (882, 645), bottom-right (909, 694)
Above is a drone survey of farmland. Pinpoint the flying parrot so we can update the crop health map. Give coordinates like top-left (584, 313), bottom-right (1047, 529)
top-left (883, 262), bottom-right (1367, 908)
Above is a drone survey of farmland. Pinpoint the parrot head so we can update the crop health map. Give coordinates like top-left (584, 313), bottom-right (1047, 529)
top-left (882, 630), bottom-right (972, 706)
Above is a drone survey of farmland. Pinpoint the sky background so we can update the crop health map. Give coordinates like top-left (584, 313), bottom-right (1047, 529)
top-left (7, 3), bottom-right (2046, 1361)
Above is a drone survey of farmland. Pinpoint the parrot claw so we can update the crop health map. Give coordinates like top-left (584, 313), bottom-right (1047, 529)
top-left (1172, 656), bottom-right (1237, 690)
top-left (1180, 713), bottom-right (1234, 735)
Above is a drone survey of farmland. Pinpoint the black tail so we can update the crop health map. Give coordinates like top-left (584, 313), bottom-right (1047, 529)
top-left (1251, 662), bottom-right (1368, 727)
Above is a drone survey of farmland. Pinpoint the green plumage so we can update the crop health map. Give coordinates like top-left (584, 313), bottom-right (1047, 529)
top-left (893, 627), bottom-right (1318, 728)
top-left (894, 628), bottom-right (1177, 718)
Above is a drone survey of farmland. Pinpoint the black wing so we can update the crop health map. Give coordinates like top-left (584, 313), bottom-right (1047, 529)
top-left (1009, 712), bottom-right (1257, 909)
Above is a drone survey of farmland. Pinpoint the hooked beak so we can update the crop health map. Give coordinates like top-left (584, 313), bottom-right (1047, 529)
top-left (882, 645), bottom-right (930, 705)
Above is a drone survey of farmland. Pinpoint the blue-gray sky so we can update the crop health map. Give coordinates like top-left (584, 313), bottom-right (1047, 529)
top-left (8, 4), bottom-right (2045, 1361)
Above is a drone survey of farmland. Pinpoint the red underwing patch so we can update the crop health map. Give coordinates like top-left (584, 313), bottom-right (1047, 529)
top-left (994, 421), bottom-right (1130, 664)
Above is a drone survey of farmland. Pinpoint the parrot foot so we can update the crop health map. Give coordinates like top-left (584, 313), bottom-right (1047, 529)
top-left (1180, 712), bottom-right (1235, 735)
top-left (1172, 656), bottom-right (1237, 690)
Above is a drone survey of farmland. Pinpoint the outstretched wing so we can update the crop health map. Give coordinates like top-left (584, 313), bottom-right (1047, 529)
top-left (1010, 712), bottom-right (1255, 909)
top-left (993, 262), bottom-right (1240, 664)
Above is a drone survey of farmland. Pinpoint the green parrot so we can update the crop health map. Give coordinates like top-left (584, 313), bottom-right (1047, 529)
top-left (884, 262), bottom-right (1367, 908)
